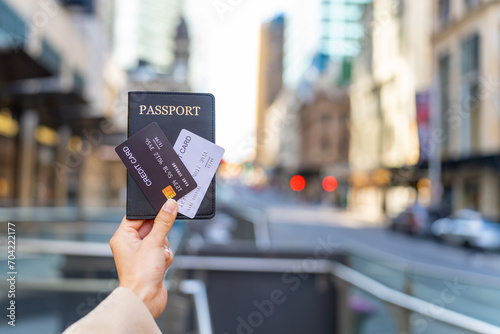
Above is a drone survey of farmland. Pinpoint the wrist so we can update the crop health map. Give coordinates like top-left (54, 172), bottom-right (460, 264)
top-left (120, 281), bottom-right (155, 313)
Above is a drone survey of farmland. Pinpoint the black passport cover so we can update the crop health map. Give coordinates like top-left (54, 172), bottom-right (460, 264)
top-left (127, 91), bottom-right (215, 220)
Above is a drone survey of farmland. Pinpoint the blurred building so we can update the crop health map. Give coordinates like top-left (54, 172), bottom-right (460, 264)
top-left (349, 0), bottom-right (432, 219)
top-left (112, 0), bottom-right (183, 71)
top-left (319, 0), bottom-right (372, 85)
top-left (432, 0), bottom-right (500, 219)
top-left (299, 86), bottom-right (350, 203)
top-left (0, 0), bottom-right (125, 207)
top-left (255, 14), bottom-right (284, 167)
top-left (126, 17), bottom-right (191, 93)
top-left (261, 56), bottom-right (351, 204)
top-left (256, 1), bottom-right (367, 203)
top-left (282, 0), bottom-right (372, 90)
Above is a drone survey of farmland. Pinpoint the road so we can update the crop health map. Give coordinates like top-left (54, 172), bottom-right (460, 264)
top-left (218, 184), bottom-right (500, 331)
top-left (220, 184), bottom-right (500, 278)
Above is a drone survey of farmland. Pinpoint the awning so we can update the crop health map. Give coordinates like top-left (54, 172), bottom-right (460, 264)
top-left (0, 77), bottom-right (86, 125)
top-left (441, 154), bottom-right (500, 170)
top-left (0, 49), bottom-right (51, 84)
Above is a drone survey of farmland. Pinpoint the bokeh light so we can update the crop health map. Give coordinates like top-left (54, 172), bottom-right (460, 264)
top-left (322, 176), bottom-right (338, 192)
top-left (290, 175), bottom-right (306, 191)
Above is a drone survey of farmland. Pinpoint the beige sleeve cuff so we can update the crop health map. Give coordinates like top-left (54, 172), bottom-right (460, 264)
top-left (63, 287), bottom-right (162, 334)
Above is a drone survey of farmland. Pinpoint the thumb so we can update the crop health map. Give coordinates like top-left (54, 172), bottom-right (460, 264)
top-left (148, 199), bottom-right (178, 244)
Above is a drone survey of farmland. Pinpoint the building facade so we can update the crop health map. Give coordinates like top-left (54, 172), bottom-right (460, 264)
top-left (433, 0), bottom-right (500, 219)
top-left (299, 87), bottom-right (350, 204)
top-left (112, 0), bottom-right (183, 71)
top-left (0, 0), bottom-right (124, 207)
top-left (349, 0), bottom-right (432, 219)
top-left (255, 14), bottom-right (284, 167)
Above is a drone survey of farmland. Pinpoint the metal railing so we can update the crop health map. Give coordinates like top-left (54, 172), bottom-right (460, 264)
top-left (175, 254), bottom-right (500, 334)
top-left (331, 262), bottom-right (500, 334)
top-left (219, 201), bottom-right (271, 251)
top-left (5, 236), bottom-right (500, 333)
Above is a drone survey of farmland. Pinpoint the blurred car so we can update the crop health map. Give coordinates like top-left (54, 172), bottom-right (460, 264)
top-left (389, 203), bottom-right (437, 236)
top-left (431, 209), bottom-right (500, 251)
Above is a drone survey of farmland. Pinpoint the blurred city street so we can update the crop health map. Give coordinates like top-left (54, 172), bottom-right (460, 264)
top-left (220, 184), bottom-right (500, 277)
top-left (2, 0), bottom-right (500, 333)
top-left (4, 182), bottom-right (500, 333)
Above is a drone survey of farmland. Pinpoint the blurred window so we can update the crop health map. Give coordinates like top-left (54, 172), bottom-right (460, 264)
top-left (464, 179), bottom-right (480, 212)
top-left (374, 87), bottom-right (383, 158)
top-left (73, 70), bottom-right (84, 93)
top-left (40, 40), bottom-right (61, 76)
top-left (0, 1), bottom-right (27, 49)
top-left (439, 53), bottom-right (451, 158)
top-left (460, 33), bottom-right (480, 153)
top-left (0, 135), bottom-right (17, 203)
top-left (35, 143), bottom-right (56, 206)
top-left (59, 0), bottom-right (94, 14)
top-left (461, 34), bottom-right (480, 74)
top-left (320, 0), bottom-right (369, 59)
top-left (321, 113), bottom-right (332, 153)
top-left (396, 0), bottom-right (404, 18)
top-left (321, 137), bottom-right (330, 151)
top-left (439, 0), bottom-right (451, 25)
top-left (464, 0), bottom-right (480, 10)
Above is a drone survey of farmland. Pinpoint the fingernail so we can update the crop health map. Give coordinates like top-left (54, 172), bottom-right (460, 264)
top-left (162, 199), bottom-right (176, 213)
top-left (164, 246), bottom-right (172, 259)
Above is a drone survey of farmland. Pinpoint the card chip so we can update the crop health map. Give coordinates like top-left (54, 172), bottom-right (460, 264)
top-left (162, 185), bottom-right (176, 199)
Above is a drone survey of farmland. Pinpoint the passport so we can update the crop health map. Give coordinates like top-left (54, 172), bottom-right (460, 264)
top-left (127, 92), bottom-right (216, 220)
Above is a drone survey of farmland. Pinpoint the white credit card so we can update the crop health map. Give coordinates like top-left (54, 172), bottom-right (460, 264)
top-left (173, 129), bottom-right (225, 218)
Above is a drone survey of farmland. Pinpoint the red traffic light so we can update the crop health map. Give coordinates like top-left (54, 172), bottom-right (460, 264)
top-left (322, 176), bottom-right (337, 192)
top-left (290, 175), bottom-right (306, 191)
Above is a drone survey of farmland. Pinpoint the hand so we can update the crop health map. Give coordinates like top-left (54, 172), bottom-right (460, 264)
top-left (110, 199), bottom-right (178, 318)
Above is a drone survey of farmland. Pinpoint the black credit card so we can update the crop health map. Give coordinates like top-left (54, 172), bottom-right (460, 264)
top-left (115, 122), bottom-right (197, 213)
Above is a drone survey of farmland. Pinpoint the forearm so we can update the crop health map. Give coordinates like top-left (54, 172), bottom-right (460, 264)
top-left (63, 287), bottom-right (161, 334)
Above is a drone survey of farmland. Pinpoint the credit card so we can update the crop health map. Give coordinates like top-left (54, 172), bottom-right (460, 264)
top-left (173, 129), bottom-right (225, 218)
top-left (115, 122), bottom-right (197, 213)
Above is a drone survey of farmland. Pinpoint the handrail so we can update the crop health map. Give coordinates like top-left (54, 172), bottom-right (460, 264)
top-left (179, 280), bottom-right (213, 334)
top-left (0, 206), bottom-right (125, 222)
top-left (9, 238), bottom-right (112, 257)
top-left (346, 240), bottom-right (500, 287)
top-left (331, 261), bottom-right (500, 334)
top-left (175, 255), bottom-right (500, 334)
top-left (220, 202), bottom-right (271, 251)
top-left (175, 255), bottom-right (332, 273)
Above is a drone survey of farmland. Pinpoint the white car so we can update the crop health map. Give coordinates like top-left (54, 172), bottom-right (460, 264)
top-left (431, 209), bottom-right (500, 250)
